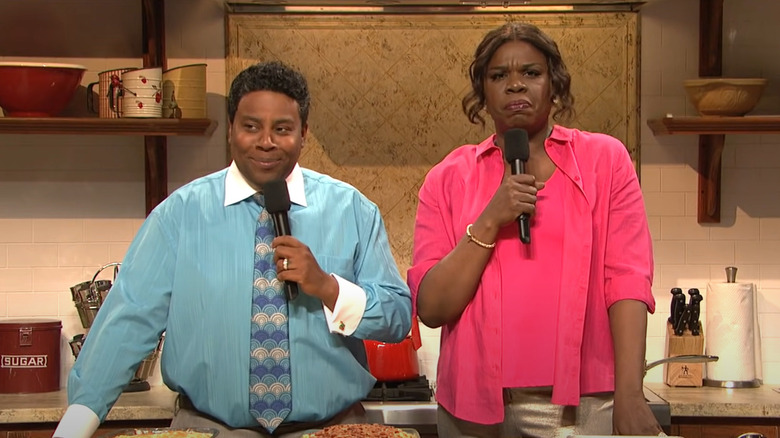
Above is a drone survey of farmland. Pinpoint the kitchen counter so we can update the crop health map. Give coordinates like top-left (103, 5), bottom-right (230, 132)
top-left (0, 386), bottom-right (438, 426)
top-left (0, 386), bottom-right (177, 424)
top-left (3, 384), bottom-right (780, 425)
top-left (645, 382), bottom-right (780, 418)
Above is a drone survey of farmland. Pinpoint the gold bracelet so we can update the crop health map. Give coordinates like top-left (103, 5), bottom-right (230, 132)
top-left (466, 223), bottom-right (496, 249)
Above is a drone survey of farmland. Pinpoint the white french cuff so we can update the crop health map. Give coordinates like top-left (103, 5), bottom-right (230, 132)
top-left (53, 404), bottom-right (100, 438)
top-left (323, 273), bottom-right (366, 336)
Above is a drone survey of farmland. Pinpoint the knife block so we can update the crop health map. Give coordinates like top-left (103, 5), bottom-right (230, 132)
top-left (663, 321), bottom-right (705, 387)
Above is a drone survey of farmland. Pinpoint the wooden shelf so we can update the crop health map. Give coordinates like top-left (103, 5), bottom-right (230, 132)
top-left (647, 116), bottom-right (780, 135)
top-left (647, 114), bottom-right (780, 223)
top-left (0, 0), bottom-right (206, 216)
top-left (0, 117), bottom-right (217, 137)
top-left (645, 0), bottom-right (780, 223)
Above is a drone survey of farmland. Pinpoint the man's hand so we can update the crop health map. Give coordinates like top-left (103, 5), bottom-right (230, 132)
top-left (272, 235), bottom-right (339, 309)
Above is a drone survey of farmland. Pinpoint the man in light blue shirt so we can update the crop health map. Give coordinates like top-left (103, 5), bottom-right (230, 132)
top-left (54, 61), bottom-right (412, 438)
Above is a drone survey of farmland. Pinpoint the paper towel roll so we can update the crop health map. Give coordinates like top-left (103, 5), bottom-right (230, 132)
top-left (705, 282), bottom-right (760, 384)
top-left (753, 285), bottom-right (763, 383)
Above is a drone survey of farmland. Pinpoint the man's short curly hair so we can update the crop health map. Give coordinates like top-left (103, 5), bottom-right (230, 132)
top-left (228, 61), bottom-right (311, 125)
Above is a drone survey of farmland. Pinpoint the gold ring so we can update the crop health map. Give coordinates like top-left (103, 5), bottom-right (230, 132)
top-left (283, 258), bottom-right (289, 271)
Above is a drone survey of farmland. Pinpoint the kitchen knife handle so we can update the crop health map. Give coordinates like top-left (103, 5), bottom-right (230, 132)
top-left (668, 288), bottom-right (683, 324)
top-left (674, 305), bottom-right (691, 336)
top-left (688, 293), bottom-right (703, 335)
top-left (670, 290), bottom-right (686, 328)
top-left (689, 320), bottom-right (701, 336)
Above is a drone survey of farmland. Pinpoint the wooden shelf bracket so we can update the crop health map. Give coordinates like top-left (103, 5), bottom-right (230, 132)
top-left (698, 134), bottom-right (725, 223)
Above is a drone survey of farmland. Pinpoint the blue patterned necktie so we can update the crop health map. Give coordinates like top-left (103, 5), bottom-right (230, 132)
top-left (249, 194), bottom-right (292, 432)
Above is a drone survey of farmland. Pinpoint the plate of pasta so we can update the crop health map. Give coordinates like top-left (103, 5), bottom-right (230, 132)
top-left (301, 424), bottom-right (419, 437)
top-left (101, 428), bottom-right (219, 438)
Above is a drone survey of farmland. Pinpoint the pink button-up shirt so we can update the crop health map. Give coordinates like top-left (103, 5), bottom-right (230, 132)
top-left (407, 126), bottom-right (655, 425)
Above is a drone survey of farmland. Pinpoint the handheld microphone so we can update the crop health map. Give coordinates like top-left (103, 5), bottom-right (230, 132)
top-left (262, 179), bottom-right (299, 300)
top-left (504, 128), bottom-right (531, 244)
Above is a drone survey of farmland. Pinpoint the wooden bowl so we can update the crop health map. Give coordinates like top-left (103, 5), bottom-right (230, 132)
top-left (684, 78), bottom-right (768, 116)
top-left (0, 62), bottom-right (86, 117)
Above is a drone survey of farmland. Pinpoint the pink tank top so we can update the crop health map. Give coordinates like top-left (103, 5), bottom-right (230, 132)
top-left (500, 168), bottom-right (565, 388)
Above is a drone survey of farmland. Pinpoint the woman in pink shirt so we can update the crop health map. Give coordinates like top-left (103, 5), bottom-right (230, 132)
top-left (408, 22), bottom-right (662, 437)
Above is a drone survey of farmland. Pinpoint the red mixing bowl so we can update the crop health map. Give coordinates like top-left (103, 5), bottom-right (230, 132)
top-left (0, 62), bottom-right (87, 117)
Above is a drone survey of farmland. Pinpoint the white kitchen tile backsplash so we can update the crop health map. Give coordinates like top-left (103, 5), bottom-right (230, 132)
top-left (683, 193), bottom-right (700, 218)
top-left (56, 244), bottom-right (111, 268)
top-left (33, 220), bottom-right (84, 243)
top-left (660, 166), bottom-right (697, 192)
top-left (7, 291), bottom-right (59, 316)
top-left (709, 215), bottom-right (761, 241)
top-left (761, 218), bottom-right (780, 240)
top-left (759, 313), bottom-right (780, 338)
top-left (762, 335), bottom-right (780, 362)
top-left (763, 363), bottom-right (780, 385)
top-left (759, 266), bottom-right (780, 290)
top-left (0, 268), bottom-right (33, 292)
top-left (639, 123), bottom-right (691, 164)
top-left (684, 241), bottom-right (736, 265)
top-left (639, 166), bottom-right (661, 193)
top-left (736, 141), bottom-right (780, 168)
top-left (644, 336), bottom-right (666, 383)
top-left (33, 268), bottom-right (85, 293)
top-left (652, 241), bottom-right (686, 265)
top-left (655, 264), bottom-right (711, 293)
top-left (0, 219), bottom-right (33, 243)
top-left (659, 216), bottom-right (710, 241)
top-left (643, 191), bottom-right (687, 217)
top-left (736, 240), bottom-right (780, 265)
top-left (83, 219), bottom-right (136, 242)
top-left (1, 0), bottom-right (780, 390)
top-left (7, 244), bottom-right (58, 267)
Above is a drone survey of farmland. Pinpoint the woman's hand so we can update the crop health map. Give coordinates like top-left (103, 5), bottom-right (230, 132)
top-left (609, 300), bottom-right (663, 435)
top-left (477, 173), bottom-right (545, 232)
top-left (612, 390), bottom-right (664, 435)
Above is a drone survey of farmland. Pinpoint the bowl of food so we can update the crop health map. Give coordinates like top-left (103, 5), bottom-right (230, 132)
top-left (684, 77), bottom-right (768, 116)
top-left (0, 61), bottom-right (87, 117)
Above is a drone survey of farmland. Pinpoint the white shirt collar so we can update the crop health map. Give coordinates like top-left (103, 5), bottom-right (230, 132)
top-left (224, 161), bottom-right (307, 208)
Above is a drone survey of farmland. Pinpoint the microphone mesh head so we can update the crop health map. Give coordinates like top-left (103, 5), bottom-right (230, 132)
top-left (262, 179), bottom-right (291, 213)
top-left (504, 128), bottom-right (530, 162)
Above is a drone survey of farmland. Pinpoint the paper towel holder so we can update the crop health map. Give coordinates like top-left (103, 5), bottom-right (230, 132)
top-left (703, 267), bottom-right (762, 389)
top-left (703, 377), bottom-right (761, 388)
top-left (726, 266), bottom-right (737, 283)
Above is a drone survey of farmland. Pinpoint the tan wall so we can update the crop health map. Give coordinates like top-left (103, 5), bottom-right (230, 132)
top-left (227, 12), bottom-right (640, 276)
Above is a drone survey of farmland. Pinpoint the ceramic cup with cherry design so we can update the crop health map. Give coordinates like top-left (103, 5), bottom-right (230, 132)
top-left (120, 67), bottom-right (163, 118)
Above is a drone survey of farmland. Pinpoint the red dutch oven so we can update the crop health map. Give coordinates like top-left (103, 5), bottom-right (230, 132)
top-left (364, 318), bottom-right (422, 381)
